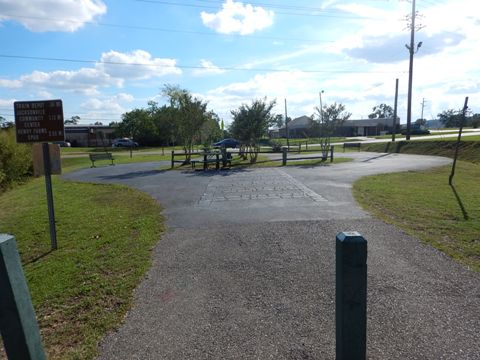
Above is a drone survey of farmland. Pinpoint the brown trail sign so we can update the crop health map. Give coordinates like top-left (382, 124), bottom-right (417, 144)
top-left (14, 99), bottom-right (65, 251)
top-left (14, 99), bottom-right (64, 143)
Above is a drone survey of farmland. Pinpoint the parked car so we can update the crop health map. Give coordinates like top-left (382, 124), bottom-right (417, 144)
top-left (212, 138), bottom-right (240, 148)
top-left (112, 138), bottom-right (139, 147)
top-left (400, 126), bottom-right (430, 135)
top-left (53, 141), bottom-right (71, 147)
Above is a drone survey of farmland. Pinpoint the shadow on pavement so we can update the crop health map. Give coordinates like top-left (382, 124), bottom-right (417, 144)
top-left (98, 169), bottom-right (167, 180)
top-left (361, 153), bottom-right (393, 162)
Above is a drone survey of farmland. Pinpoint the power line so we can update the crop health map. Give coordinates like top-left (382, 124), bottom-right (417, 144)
top-left (0, 53), bottom-right (408, 74)
top-left (133, 0), bottom-right (378, 19)
top-left (0, 13), bottom-right (333, 43)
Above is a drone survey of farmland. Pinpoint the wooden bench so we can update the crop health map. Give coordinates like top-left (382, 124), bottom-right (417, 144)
top-left (343, 142), bottom-right (361, 152)
top-left (89, 153), bottom-right (115, 167)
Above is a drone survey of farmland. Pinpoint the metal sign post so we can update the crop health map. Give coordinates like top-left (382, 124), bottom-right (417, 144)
top-left (14, 99), bottom-right (64, 251)
top-left (42, 143), bottom-right (57, 250)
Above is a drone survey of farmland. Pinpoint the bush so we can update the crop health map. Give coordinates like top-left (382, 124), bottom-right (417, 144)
top-left (0, 128), bottom-right (33, 191)
top-left (269, 139), bottom-right (283, 152)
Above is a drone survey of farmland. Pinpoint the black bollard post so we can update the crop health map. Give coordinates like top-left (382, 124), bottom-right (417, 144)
top-left (0, 234), bottom-right (46, 360)
top-left (336, 231), bottom-right (367, 360)
top-left (282, 147), bottom-right (287, 166)
top-left (171, 150), bottom-right (174, 169)
top-left (330, 146), bottom-right (334, 162)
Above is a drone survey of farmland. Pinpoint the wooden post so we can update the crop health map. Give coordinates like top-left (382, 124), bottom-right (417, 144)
top-left (336, 232), bottom-right (367, 360)
top-left (171, 150), bottom-right (174, 169)
top-left (221, 147), bottom-right (227, 168)
top-left (0, 234), bottom-right (46, 360)
top-left (282, 147), bottom-right (287, 166)
top-left (330, 146), bottom-right (334, 162)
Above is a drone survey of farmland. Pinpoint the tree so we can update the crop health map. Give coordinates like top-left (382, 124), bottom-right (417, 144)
top-left (437, 109), bottom-right (463, 128)
top-left (64, 115), bottom-right (80, 125)
top-left (415, 118), bottom-right (427, 126)
top-left (0, 116), bottom-right (14, 129)
top-left (311, 102), bottom-right (351, 157)
top-left (368, 104), bottom-right (394, 119)
top-left (470, 113), bottom-right (480, 128)
top-left (230, 97), bottom-right (277, 163)
top-left (118, 108), bottom-right (157, 146)
top-left (162, 84), bottom-right (212, 161)
top-left (199, 111), bottom-right (222, 146)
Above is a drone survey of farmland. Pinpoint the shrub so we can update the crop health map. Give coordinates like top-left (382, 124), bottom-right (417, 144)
top-left (269, 139), bottom-right (283, 152)
top-left (0, 128), bottom-right (33, 191)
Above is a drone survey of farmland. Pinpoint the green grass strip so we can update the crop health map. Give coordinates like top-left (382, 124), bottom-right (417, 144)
top-left (353, 162), bottom-right (480, 272)
top-left (0, 177), bottom-right (164, 359)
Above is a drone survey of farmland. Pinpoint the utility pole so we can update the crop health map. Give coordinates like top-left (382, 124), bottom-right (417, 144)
top-left (284, 98), bottom-right (290, 148)
top-left (420, 98), bottom-right (426, 121)
top-left (392, 79), bottom-right (399, 142)
top-left (449, 97), bottom-right (469, 186)
top-left (405, 0), bottom-right (422, 141)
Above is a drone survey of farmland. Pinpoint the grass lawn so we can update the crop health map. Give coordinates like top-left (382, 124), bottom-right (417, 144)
top-left (353, 161), bottom-right (480, 272)
top-left (0, 177), bottom-right (164, 359)
top-left (61, 153), bottom-right (171, 173)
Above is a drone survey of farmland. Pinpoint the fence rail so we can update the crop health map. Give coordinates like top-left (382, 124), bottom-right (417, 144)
top-left (171, 146), bottom-right (334, 169)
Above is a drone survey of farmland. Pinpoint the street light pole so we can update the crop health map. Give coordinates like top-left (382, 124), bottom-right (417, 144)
top-left (319, 90), bottom-right (324, 123)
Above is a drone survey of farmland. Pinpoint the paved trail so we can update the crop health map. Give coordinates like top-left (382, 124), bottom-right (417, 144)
top-left (65, 153), bottom-right (480, 359)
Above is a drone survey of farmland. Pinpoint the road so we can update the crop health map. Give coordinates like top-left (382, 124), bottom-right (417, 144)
top-left (61, 129), bottom-right (480, 159)
top-left (64, 152), bottom-right (480, 359)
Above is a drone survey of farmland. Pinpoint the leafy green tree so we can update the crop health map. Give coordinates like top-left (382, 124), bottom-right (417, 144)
top-left (64, 115), bottom-right (80, 125)
top-left (162, 84), bottom-right (212, 161)
top-left (311, 102), bottom-right (351, 157)
top-left (438, 109), bottom-right (463, 128)
top-left (148, 101), bottom-right (178, 147)
top-left (230, 97), bottom-right (277, 163)
top-left (368, 104), bottom-right (394, 119)
top-left (415, 118), bottom-right (427, 126)
top-left (0, 115), bottom-right (14, 129)
top-left (469, 113), bottom-right (480, 128)
top-left (199, 111), bottom-right (222, 146)
top-left (312, 102), bottom-right (351, 137)
top-left (118, 108), bottom-right (157, 146)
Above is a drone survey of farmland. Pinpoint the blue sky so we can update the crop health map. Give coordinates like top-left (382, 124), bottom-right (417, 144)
top-left (0, 0), bottom-right (478, 126)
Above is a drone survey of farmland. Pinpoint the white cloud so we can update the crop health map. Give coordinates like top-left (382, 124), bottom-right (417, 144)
top-left (0, 0), bottom-right (107, 32)
top-left (0, 79), bottom-right (21, 88)
top-left (98, 50), bottom-right (182, 79)
top-left (192, 60), bottom-right (226, 76)
top-left (201, 0), bottom-right (274, 35)
top-left (0, 98), bottom-right (16, 107)
top-left (79, 93), bottom-right (136, 123)
top-left (0, 50), bottom-right (181, 95)
top-left (200, 71), bottom-right (320, 123)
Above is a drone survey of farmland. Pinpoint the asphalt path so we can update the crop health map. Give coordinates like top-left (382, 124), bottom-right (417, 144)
top-left (64, 152), bottom-right (480, 359)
